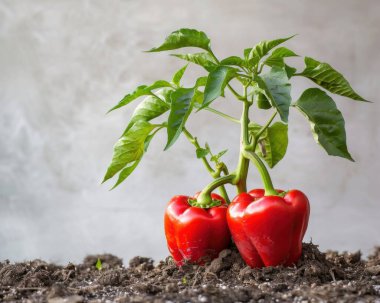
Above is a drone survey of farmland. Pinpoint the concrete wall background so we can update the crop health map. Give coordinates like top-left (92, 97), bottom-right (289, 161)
top-left (0, 0), bottom-right (379, 264)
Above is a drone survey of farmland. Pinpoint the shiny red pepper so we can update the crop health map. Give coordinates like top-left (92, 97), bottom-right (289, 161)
top-left (164, 193), bottom-right (230, 266)
top-left (227, 188), bottom-right (310, 268)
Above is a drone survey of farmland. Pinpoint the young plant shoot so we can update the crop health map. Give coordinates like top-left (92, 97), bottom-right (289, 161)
top-left (103, 28), bottom-right (367, 267)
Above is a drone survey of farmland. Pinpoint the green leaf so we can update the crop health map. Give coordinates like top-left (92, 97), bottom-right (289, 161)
top-left (300, 57), bottom-right (367, 101)
top-left (111, 125), bottom-right (166, 188)
top-left (257, 93), bottom-right (271, 110)
top-left (194, 76), bottom-right (208, 87)
top-left (172, 52), bottom-right (217, 72)
top-left (196, 148), bottom-right (209, 158)
top-left (111, 159), bottom-right (141, 190)
top-left (250, 122), bottom-right (288, 168)
top-left (165, 88), bottom-right (195, 150)
top-left (144, 126), bottom-right (165, 152)
top-left (96, 258), bottom-right (102, 271)
top-left (210, 149), bottom-right (228, 163)
top-left (205, 143), bottom-right (211, 152)
top-left (108, 80), bottom-right (172, 112)
top-left (202, 66), bottom-right (237, 109)
top-left (192, 89), bottom-right (204, 107)
top-left (245, 35), bottom-right (295, 66)
top-left (123, 91), bottom-right (170, 134)
top-left (236, 75), bottom-right (251, 86)
top-left (257, 66), bottom-right (292, 122)
top-left (103, 121), bottom-right (155, 184)
top-left (172, 64), bottom-right (188, 86)
top-left (284, 64), bottom-right (297, 78)
top-left (144, 135), bottom-right (155, 152)
top-left (294, 88), bottom-right (354, 161)
top-left (148, 28), bottom-right (211, 52)
top-left (264, 47), bottom-right (298, 67)
top-left (220, 56), bottom-right (247, 69)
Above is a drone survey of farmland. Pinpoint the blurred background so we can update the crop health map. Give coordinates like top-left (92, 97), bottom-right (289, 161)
top-left (1, 0), bottom-right (379, 264)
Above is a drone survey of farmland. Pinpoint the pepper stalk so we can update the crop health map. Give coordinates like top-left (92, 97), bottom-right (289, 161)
top-left (196, 82), bottom-right (279, 206)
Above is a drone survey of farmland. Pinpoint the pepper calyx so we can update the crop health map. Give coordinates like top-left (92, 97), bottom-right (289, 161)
top-left (188, 198), bottom-right (222, 208)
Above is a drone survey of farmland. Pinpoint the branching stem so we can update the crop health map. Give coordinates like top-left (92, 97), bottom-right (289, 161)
top-left (182, 128), bottom-right (230, 203)
top-left (197, 174), bottom-right (236, 206)
top-left (197, 47), bottom-right (279, 205)
top-left (242, 150), bottom-right (277, 196)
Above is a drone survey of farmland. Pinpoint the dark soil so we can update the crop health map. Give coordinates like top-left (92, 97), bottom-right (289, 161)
top-left (1, 243), bottom-right (379, 303)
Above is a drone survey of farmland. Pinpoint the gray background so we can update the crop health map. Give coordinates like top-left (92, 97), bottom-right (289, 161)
top-left (1, 0), bottom-right (379, 264)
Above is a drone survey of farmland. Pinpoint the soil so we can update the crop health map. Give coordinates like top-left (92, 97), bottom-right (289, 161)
top-left (0, 243), bottom-right (379, 303)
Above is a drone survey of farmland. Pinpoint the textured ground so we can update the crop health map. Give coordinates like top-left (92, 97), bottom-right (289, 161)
top-left (0, 243), bottom-right (379, 302)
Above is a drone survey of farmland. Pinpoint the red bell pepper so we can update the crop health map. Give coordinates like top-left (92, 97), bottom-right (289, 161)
top-left (164, 193), bottom-right (230, 266)
top-left (227, 189), bottom-right (310, 268)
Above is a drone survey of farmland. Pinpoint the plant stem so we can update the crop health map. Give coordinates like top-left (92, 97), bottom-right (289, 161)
top-left (182, 127), bottom-right (230, 203)
top-left (197, 174), bottom-right (236, 206)
top-left (237, 73), bottom-right (251, 79)
top-left (216, 179), bottom-right (230, 204)
top-left (204, 107), bottom-right (240, 124)
top-left (227, 83), bottom-right (244, 100)
top-left (204, 47), bottom-right (277, 197)
top-left (242, 150), bottom-right (277, 196)
top-left (183, 128), bottom-right (214, 174)
top-left (251, 111), bottom-right (277, 149)
top-left (221, 163), bottom-right (229, 176)
top-left (257, 63), bottom-right (265, 74)
top-left (234, 100), bottom-right (251, 193)
top-left (258, 111), bottom-right (277, 137)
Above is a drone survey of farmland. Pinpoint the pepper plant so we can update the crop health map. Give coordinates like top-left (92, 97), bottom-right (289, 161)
top-left (103, 28), bottom-right (367, 267)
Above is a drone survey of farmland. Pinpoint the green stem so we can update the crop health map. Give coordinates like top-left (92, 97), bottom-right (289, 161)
top-left (242, 150), bottom-right (277, 196)
top-left (234, 100), bottom-right (251, 193)
top-left (257, 63), bottom-right (264, 74)
top-left (183, 128), bottom-right (214, 174)
top-left (151, 123), bottom-right (166, 128)
top-left (227, 83), bottom-right (244, 100)
top-left (182, 128), bottom-right (230, 202)
top-left (237, 73), bottom-right (251, 79)
top-left (204, 107), bottom-right (240, 124)
top-left (217, 181), bottom-right (230, 204)
top-left (251, 111), bottom-right (277, 149)
top-left (197, 174), bottom-right (236, 206)
top-left (235, 154), bottom-right (248, 193)
top-left (221, 163), bottom-right (229, 176)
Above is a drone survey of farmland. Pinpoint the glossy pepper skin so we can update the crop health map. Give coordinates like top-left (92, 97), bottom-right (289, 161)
top-left (227, 189), bottom-right (310, 268)
top-left (164, 193), bottom-right (230, 266)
